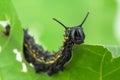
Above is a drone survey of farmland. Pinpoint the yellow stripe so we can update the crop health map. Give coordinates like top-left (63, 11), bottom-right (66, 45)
top-left (24, 41), bottom-right (62, 64)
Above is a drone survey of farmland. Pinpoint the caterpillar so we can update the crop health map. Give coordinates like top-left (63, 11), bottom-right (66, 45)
top-left (0, 20), bottom-right (11, 36)
top-left (3, 12), bottom-right (89, 75)
top-left (3, 24), bottom-right (10, 36)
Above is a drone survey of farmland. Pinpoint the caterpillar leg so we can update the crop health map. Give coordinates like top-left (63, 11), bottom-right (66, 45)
top-left (46, 64), bottom-right (64, 75)
top-left (34, 62), bottom-right (42, 73)
top-left (47, 68), bottom-right (55, 76)
top-left (60, 66), bottom-right (65, 71)
top-left (23, 47), bottom-right (35, 63)
top-left (34, 61), bottom-right (48, 73)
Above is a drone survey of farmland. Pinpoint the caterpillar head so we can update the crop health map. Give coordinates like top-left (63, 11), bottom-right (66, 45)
top-left (53, 12), bottom-right (89, 44)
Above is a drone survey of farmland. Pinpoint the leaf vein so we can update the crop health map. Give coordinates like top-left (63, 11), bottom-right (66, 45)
top-left (99, 50), bottom-right (108, 80)
top-left (82, 47), bottom-right (103, 56)
top-left (103, 66), bottom-right (120, 78)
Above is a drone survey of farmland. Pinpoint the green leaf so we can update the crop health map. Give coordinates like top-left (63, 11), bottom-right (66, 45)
top-left (71, 45), bottom-right (120, 80)
top-left (1, 42), bottom-right (120, 80)
top-left (105, 46), bottom-right (120, 58)
top-left (0, 0), bottom-right (23, 79)
top-left (0, 0), bottom-right (23, 51)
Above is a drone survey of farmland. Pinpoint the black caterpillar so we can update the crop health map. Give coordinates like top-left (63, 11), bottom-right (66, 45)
top-left (4, 12), bottom-right (89, 75)
top-left (3, 24), bottom-right (10, 36)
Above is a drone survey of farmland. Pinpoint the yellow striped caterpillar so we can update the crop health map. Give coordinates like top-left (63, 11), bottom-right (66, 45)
top-left (23, 12), bottom-right (89, 75)
top-left (3, 12), bottom-right (89, 75)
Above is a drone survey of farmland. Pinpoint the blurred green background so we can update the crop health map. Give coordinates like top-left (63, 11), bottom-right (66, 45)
top-left (12, 0), bottom-right (119, 51)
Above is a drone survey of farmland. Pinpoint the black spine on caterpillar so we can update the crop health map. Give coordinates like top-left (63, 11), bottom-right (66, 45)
top-left (23, 12), bottom-right (89, 76)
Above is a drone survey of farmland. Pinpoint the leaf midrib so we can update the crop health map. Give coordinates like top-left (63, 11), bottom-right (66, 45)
top-left (99, 50), bottom-right (108, 80)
